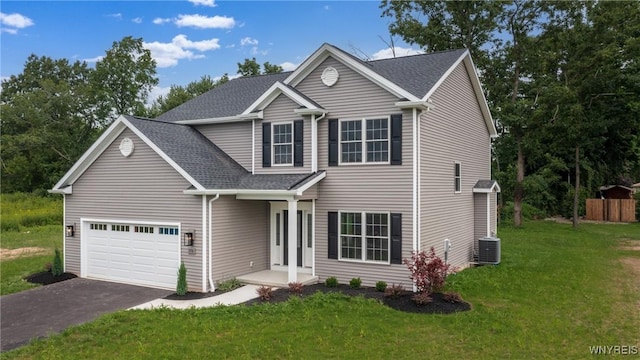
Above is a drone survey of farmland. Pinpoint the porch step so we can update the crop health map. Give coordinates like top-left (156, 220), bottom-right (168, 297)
top-left (236, 270), bottom-right (318, 288)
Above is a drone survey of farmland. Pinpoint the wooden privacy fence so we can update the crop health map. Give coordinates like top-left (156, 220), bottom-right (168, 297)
top-left (586, 199), bottom-right (637, 222)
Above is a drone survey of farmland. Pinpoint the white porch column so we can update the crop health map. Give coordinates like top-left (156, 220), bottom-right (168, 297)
top-left (287, 198), bottom-right (298, 283)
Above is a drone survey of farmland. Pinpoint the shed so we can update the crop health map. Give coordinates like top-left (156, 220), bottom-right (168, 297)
top-left (598, 185), bottom-right (634, 199)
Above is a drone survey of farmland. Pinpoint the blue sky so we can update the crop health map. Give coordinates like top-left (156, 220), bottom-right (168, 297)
top-left (1, 0), bottom-right (423, 101)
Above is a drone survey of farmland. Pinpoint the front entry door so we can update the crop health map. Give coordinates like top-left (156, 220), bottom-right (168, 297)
top-left (271, 202), bottom-right (313, 273)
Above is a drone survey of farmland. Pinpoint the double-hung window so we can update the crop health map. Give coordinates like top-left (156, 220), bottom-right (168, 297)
top-left (340, 117), bottom-right (389, 164)
top-left (339, 211), bottom-right (389, 263)
top-left (272, 122), bottom-right (293, 165)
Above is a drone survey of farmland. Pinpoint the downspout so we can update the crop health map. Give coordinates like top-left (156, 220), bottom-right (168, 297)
top-left (412, 107), bottom-right (418, 254)
top-left (251, 119), bottom-right (255, 174)
top-left (208, 194), bottom-right (220, 291)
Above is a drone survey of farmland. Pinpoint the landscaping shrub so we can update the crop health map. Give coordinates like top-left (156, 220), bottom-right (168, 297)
top-left (443, 292), bottom-right (463, 304)
top-left (500, 201), bottom-right (547, 222)
top-left (288, 282), bottom-right (303, 295)
top-left (349, 277), bottom-right (361, 289)
top-left (256, 286), bottom-right (272, 301)
top-left (176, 262), bottom-right (187, 296)
top-left (375, 281), bottom-right (387, 292)
top-left (403, 247), bottom-right (453, 294)
top-left (325, 277), bottom-right (338, 287)
top-left (52, 248), bottom-right (63, 276)
top-left (384, 283), bottom-right (404, 298)
top-left (217, 278), bottom-right (242, 292)
top-left (411, 292), bottom-right (433, 306)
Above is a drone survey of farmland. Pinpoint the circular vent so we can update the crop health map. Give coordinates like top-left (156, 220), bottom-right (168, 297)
top-left (119, 137), bottom-right (134, 157)
top-left (321, 66), bottom-right (339, 87)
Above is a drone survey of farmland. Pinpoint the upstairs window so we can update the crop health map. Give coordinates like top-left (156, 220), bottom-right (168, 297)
top-left (454, 162), bottom-right (462, 193)
top-left (340, 117), bottom-right (389, 164)
top-left (272, 123), bottom-right (293, 165)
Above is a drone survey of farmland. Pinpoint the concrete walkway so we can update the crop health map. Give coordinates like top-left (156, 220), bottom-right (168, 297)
top-left (130, 284), bottom-right (262, 310)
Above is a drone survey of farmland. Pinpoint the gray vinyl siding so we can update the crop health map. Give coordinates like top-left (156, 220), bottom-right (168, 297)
top-left (65, 129), bottom-right (203, 291)
top-left (255, 94), bottom-right (312, 174)
top-left (420, 62), bottom-right (491, 267)
top-left (474, 193), bottom-right (488, 254)
top-left (490, 192), bottom-right (498, 236)
top-left (210, 196), bottom-right (269, 282)
top-left (297, 56), bottom-right (413, 287)
top-left (196, 122), bottom-right (252, 171)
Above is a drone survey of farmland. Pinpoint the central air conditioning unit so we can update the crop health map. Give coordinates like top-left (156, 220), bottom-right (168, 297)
top-left (478, 237), bottom-right (501, 264)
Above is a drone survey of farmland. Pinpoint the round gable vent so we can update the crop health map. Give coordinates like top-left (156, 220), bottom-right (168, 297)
top-left (321, 66), bottom-right (339, 87)
top-left (119, 137), bottom-right (134, 157)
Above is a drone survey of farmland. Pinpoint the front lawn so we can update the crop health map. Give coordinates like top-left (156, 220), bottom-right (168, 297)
top-left (3, 221), bottom-right (639, 359)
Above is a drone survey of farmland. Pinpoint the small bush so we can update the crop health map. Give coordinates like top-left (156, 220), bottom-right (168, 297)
top-left (256, 286), bottom-right (272, 301)
top-left (288, 282), bottom-right (303, 295)
top-left (500, 201), bottom-right (547, 222)
top-left (217, 278), bottom-right (242, 292)
top-left (349, 277), bottom-right (361, 289)
top-left (403, 247), bottom-right (454, 294)
top-left (412, 292), bottom-right (433, 306)
top-left (443, 292), bottom-right (463, 304)
top-left (375, 281), bottom-right (387, 292)
top-left (325, 277), bottom-right (338, 287)
top-left (384, 283), bottom-right (404, 298)
top-left (52, 248), bottom-right (63, 276)
top-left (176, 262), bottom-right (188, 296)
top-left (44, 262), bottom-right (53, 272)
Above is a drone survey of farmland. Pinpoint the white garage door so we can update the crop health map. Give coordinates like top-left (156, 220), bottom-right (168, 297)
top-left (85, 221), bottom-right (180, 289)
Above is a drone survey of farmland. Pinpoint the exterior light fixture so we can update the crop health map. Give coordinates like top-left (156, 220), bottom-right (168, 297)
top-left (183, 232), bottom-right (194, 247)
top-left (65, 225), bottom-right (75, 237)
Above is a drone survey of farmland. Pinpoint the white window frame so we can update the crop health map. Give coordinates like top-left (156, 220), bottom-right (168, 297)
top-left (338, 210), bottom-right (391, 264)
top-left (338, 116), bottom-right (390, 165)
top-left (272, 121), bottom-right (294, 166)
top-left (454, 161), bottom-right (462, 193)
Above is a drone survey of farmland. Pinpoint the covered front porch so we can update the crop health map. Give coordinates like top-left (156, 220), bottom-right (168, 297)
top-left (237, 270), bottom-right (318, 287)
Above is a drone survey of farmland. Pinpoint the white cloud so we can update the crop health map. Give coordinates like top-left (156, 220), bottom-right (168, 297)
top-left (280, 62), bottom-right (298, 71)
top-left (189, 0), bottom-right (217, 7)
top-left (143, 34), bottom-right (221, 68)
top-left (175, 14), bottom-right (235, 29)
top-left (132, 17), bottom-right (142, 24)
top-left (371, 46), bottom-right (424, 60)
top-left (106, 13), bottom-right (122, 20)
top-left (82, 56), bottom-right (104, 63)
top-left (1, 27), bottom-right (18, 34)
top-left (0, 12), bottom-right (34, 28)
top-left (240, 37), bottom-right (258, 46)
top-left (153, 17), bottom-right (171, 25)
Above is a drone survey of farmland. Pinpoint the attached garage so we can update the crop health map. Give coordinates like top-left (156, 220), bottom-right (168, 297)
top-left (82, 220), bottom-right (180, 289)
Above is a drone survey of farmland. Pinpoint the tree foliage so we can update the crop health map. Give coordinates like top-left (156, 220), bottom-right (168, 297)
top-left (147, 75), bottom-right (229, 118)
top-left (237, 58), bottom-right (283, 76)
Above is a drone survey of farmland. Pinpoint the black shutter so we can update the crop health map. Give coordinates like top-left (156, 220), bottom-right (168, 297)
top-left (328, 212), bottom-right (338, 259)
top-left (390, 113), bottom-right (402, 165)
top-left (328, 118), bottom-right (338, 166)
top-left (294, 120), bottom-right (304, 167)
top-left (390, 213), bottom-right (402, 264)
top-left (262, 123), bottom-right (271, 167)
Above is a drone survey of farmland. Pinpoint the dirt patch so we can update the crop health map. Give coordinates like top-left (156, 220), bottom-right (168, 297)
top-left (0, 247), bottom-right (49, 261)
top-left (619, 239), bottom-right (640, 252)
top-left (620, 257), bottom-right (640, 311)
top-left (545, 217), bottom-right (631, 225)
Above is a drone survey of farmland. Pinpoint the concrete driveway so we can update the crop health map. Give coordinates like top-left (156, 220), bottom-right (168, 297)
top-left (1, 278), bottom-right (172, 352)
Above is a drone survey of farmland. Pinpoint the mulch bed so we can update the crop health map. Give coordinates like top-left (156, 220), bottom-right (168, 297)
top-left (244, 283), bottom-right (471, 314)
top-left (24, 271), bottom-right (77, 285)
top-left (164, 290), bottom-right (226, 300)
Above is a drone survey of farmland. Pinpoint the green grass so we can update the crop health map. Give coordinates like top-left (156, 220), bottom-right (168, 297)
top-left (3, 221), bottom-right (639, 359)
top-left (1, 193), bottom-right (63, 295)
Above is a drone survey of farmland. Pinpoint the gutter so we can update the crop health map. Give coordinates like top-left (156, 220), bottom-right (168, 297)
top-left (208, 194), bottom-right (220, 291)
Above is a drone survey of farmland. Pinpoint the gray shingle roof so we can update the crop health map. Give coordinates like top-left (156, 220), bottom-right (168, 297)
top-left (155, 45), bottom-right (466, 122)
top-left (473, 180), bottom-right (499, 190)
top-left (125, 115), bottom-right (322, 191)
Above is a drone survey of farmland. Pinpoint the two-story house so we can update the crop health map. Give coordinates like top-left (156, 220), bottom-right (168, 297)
top-left (51, 43), bottom-right (499, 292)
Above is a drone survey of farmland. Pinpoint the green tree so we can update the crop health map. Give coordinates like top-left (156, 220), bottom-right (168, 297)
top-left (262, 62), bottom-right (284, 75)
top-left (92, 36), bottom-right (158, 125)
top-left (147, 74), bottom-right (229, 118)
top-left (237, 58), bottom-right (284, 76)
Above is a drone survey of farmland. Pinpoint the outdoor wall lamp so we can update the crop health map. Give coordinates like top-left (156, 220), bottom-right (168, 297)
top-left (183, 231), bottom-right (194, 247)
top-left (65, 225), bottom-right (75, 237)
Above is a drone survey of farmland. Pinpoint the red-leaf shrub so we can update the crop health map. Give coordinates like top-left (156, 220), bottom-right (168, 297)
top-left (403, 247), bottom-right (454, 294)
top-left (288, 282), bottom-right (303, 295)
top-left (411, 292), bottom-right (433, 306)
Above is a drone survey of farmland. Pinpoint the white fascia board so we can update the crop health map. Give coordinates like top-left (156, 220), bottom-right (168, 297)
top-left (183, 189), bottom-right (296, 196)
top-left (51, 116), bottom-right (128, 191)
top-left (48, 185), bottom-right (73, 195)
top-left (294, 172), bottom-right (326, 195)
top-left (472, 182), bottom-right (501, 193)
top-left (294, 108), bottom-right (327, 116)
top-left (242, 82), bottom-right (319, 115)
top-left (175, 112), bottom-right (262, 125)
top-left (395, 101), bottom-right (433, 111)
top-left (120, 117), bottom-right (205, 191)
top-left (284, 43), bottom-right (419, 101)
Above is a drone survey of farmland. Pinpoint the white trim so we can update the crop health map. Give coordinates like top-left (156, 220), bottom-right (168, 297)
top-left (49, 185), bottom-right (72, 194)
top-left (251, 119), bottom-right (255, 174)
top-left (51, 115), bottom-right (206, 192)
top-left (311, 199), bottom-right (316, 277)
top-left (182, 171), bottom-right (326, 197)
top-left (271, 121), bottom-right (294, 166)
top-left (294, 108), bottom-right (327, 116)
top-left (284, 43), bottom-right (419, 101)
top-left (243, 82), bottom-right (322, 115)
top-left (338, 117), bottom-right (391, 166)
top-left (295, 171), bottom-right (326, 194)
top-left (395, 101), bottom-right (433, 111)
top-left (412, 108), bottom-right (418, 253)
top-left (201, 195), bottom-right (207, 292)
top-left (454, 161), bottom-right (462, 194)
top-left (175, 112), bottom-right (263, 125)
top-left (472, 181), bottom-right (501, 193)
top-left (208, 194), bottom-right (220, 292)
top-left (311, 115), bottom-right (317, 172)
top-left (337, 210), bottom-right (391, 265)
top-left (287, 199), bottom-right (298, 283)
top-left (486, 193), bottom-right (491, 238)
top-left (63, 194), bottom-right (67, 272)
